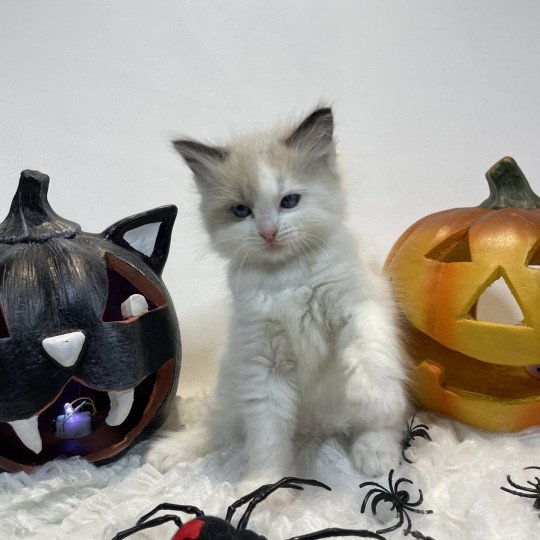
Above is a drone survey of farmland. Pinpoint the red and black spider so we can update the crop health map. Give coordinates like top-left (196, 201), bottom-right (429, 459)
top-left (112, 477), bottom-right (386, 540)
top-left (401, 416), bottom-right (432, 464)
top-left (501, 466), bottom-right (540, 511)
top-left (359, 469), bottom-right (433, 535)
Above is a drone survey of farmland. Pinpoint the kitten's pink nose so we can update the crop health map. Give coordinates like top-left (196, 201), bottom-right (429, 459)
top-left (259, 229), bottom-right (278, 242)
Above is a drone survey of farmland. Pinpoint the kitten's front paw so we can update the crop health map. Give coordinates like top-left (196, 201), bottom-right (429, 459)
top-left (352, 429), bottom-right (400, 477)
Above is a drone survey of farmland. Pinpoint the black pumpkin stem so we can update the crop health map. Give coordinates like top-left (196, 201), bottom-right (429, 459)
top-left (479, 156), bottom-right (540, 210)
top-left (0, 170), bottom-right (79, 244)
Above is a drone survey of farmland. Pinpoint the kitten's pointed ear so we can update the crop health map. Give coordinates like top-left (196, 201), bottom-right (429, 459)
top-left (284, 107), bottom-right (335, 160)
top-left (172, 139), bottom-right (229, 187)
top-left (102, 205), bottom-right (177, 275)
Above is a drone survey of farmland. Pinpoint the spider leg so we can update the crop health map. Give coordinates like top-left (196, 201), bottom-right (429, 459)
top-left (360, 488), bottom-right (387, 513)
top-left (505, 475), bottom-right (538, 494)
top-left (286, 527), bottom-right (386, 540)
top-left (402, 453), bottom-right (414, 465)
top-left (387, 470), bottom-right (402, 501)
top-left (370, 492), bottom-right (392, 516)
top-left (387, 469), bottom-right (396, 492)
top-left (402, 509), bottom-right (413, 533)
top-left (359, 480), bottom-right (385, 490)
top-left (403, 487), bottom-right (424, 507)
top-left (376, 507), bottom-right (404, 534)
top-left (524, 467), bottom-right (540, 472)
top-left (234, 477), bottom-right (331, 531)
top-left (399, 488), bottom-right (432, 515)
top-left (406, 506), bottom-right (433, 515)
top-left (413, 428), bottom-right (432, 441)
top-left (500, 486), bottom-right (537, 499)
top-left (225, 482), bottom-right (301, 523)
top-left (136, 503), bottom-right (204, 524)
top-left (393, 477), bottom-right (413, 493)
top-left (404, 530), bottom-right (436, 540)
top-left (113, 515), bottom-right (184, 540)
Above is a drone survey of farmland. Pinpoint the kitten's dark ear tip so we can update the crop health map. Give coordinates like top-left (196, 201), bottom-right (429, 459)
top-left (171, 139), bottom-right (229, 162)
top-left (284, 106), bottom-right (335, 149)
top-left (313, 106), bottom-right (333, 117)
top-left (170, 139), bottom-right (196, 156)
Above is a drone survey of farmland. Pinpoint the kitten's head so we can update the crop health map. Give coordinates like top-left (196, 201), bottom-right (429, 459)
top-left (173, 107), bottom-right (345, 268)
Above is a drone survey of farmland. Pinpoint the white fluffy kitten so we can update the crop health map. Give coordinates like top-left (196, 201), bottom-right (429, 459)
top-left (173, 107), bottom-right (408, 485)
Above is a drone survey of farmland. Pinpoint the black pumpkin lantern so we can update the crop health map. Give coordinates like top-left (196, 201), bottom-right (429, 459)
top-left (0, 170), bottom-right (181, 472)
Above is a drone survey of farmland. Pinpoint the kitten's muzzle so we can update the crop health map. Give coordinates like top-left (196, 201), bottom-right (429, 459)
top-left (259, 228), bottom-right (278, 242)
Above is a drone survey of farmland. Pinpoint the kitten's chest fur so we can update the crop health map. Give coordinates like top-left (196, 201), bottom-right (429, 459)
top-left (230, 260), bottom-right (355, 379)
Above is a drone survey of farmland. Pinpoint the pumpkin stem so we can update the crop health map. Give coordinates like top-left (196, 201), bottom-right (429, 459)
top-left (0, 170), bottom-right (80, 244)
top-left (479, 157), bottom-right (540, 209)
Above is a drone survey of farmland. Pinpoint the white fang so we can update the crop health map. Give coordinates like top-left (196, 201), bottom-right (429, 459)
top-left (121, 294), bottom-right (149, 319)
top-left (9, 416), bottom-right (42, 454)
top-left (42, 331), bottom-right (86, 367)
top-left (123, 222), bottom-right (161, 257)
top-left (106, 389), bottom-right (135, 426)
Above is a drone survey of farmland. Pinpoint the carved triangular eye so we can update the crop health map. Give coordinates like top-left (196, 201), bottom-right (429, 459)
top-left (101, 254), bottom-right (165, 322)
top-left (527, 243), bottom-right (540, 269)
top-left (426, 230), bottom-right (472, 262)
top-left (468, 273), bottom-right (526, 326)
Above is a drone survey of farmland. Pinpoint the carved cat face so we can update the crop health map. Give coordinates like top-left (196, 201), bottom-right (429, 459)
top-left (0, 170), bottom-right (181, 472)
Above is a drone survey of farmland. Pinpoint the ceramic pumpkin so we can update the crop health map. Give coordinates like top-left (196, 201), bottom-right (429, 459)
top-left (0, 170), bottom-right (181, 472)
top-left (385, 157), bottom-right (540, 431)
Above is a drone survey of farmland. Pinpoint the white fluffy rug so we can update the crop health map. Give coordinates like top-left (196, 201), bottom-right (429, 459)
top-left (2, 395), bottom-right (540, 540)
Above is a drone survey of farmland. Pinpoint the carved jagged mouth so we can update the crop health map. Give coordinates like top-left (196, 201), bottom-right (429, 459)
top-left (0, 360), bottom-right (174, 472)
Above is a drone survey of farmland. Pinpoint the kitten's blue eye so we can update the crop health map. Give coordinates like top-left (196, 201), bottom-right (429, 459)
top-left (231, 204), bottom-right (252, 218)
top-left (280, 194), bottom-right (301, 209)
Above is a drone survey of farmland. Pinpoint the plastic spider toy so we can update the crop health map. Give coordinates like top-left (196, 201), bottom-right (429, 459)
top-left (359, 469), bottom-right (433, 535)
top-left (401, 416), bottom-right (432, 464)
top-left (501, 466), bottom-right (540, 511)
top-left (113, 477), bottom-right (386, 540)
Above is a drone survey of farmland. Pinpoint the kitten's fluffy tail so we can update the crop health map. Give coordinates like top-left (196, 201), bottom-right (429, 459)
top-left (143, 424), bottom-right (211, 473)
top-left (142, 395), bottom-right (212, 473)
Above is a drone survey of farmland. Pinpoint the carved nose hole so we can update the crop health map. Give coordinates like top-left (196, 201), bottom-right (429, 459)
top-left (469, 275), bottom-right (525, 326)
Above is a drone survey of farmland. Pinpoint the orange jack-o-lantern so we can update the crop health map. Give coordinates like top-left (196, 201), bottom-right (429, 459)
top-left (385, 157), bottom-right (540, 431)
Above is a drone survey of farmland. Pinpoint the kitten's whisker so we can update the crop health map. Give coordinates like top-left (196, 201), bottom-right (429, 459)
top-left (291, 237), bottom-right (314, 268)
top-left (302, 232), bottom-right (338, 261)
top-left (302, 230), bottom-right (335, 251)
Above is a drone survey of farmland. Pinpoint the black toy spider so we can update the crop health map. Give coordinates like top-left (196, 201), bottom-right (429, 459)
top-left (501, 466), bottom-right (540, 511)
top-left (401, 416), bottom-right (432, 464)
top-left (360, 469), bottom-right (433, 534)
top-left (112, 477), bottom-right (385, 540)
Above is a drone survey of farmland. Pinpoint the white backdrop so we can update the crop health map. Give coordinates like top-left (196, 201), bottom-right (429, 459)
top-left (1, 1), bottom-right (540, 396)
